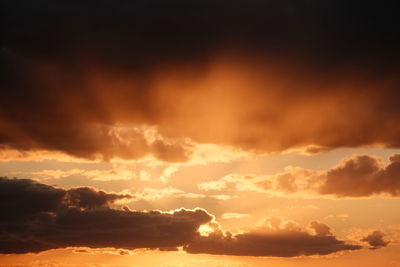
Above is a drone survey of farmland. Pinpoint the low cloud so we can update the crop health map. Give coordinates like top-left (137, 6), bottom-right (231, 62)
top-left (0, 177), bottom-right (212, 254)
top-left (200, 154), bottom-right (400, 198)
top-left (361, 231), bottom-right (390, 250)
top-left (0, 177), bottom-right (379, 257)
top-left (319, 154), bottom-right (400, 197)
top-left (184, 217), bottom-right (362, 257)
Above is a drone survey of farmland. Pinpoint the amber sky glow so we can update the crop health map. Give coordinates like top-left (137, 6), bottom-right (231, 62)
top-left (1, 1), bottom-right (400, 266)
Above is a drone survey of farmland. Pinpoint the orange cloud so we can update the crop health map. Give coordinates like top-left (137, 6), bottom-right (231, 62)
top-left (201, 154), bottom-right (400, 198)
top-left (2, 55), bottom-right (400, 161)
top-left (184, 216), bottom-right (362, 257)
top-left (2, 1), bottom-right (400, 161)
top-left (319, 154), bottom-right (400, 197)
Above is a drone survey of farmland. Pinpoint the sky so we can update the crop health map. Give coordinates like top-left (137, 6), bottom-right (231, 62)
top-left (1, 1), bottom-right (400, 266)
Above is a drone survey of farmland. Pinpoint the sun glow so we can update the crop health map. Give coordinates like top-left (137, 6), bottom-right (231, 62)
top-left (198, 224), bottom-right (216, 237)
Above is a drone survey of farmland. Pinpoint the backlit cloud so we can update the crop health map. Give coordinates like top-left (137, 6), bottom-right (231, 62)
top-left (1, 1), bottom-right (400, 160)
top-left (184, 216), bottom-right (362, 257)
top-left (1, 2), bottom-right (400, 264)
top-left (0, 177), bottom-right (211, 254)
top-left (319, 154), bottom-right (400, 197)
top-left (201, 154), bottom-right (400, 198)
top-left (0, 177), bottom-right (381, 257)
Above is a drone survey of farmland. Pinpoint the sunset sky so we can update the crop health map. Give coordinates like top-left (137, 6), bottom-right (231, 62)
top-left (1, 1), bottom-right (400, 266)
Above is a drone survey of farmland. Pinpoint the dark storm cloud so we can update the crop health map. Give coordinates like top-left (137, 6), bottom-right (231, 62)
top-left (0, 177), bottom-right (212, 254)
top-left (2, 0), bottom-right (399, 67)
top-left (1, 0), bottom-right (400, 158)
top-left (320, 154), bottom-right (400, 197)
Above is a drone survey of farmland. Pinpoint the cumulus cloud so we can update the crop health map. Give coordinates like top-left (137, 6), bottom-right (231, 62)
top-left (201, 154), bottom-right (400, 198)
top-left (361, 231), bottom-right (390, 250)
top-left (184, 216), bottom-right (362, 257)
top-left (1, 1), bottom-right (400, 159)
top-left (310, 221), bottom-right (332, 236)
top-left (0, 177), bottom-right (379, 257)
top-left (0, 177), bottom-right (131, 216)
top-left (320, 154), bottom-right (400, 197)
top-left (0, 177), bottom-right (212, 254)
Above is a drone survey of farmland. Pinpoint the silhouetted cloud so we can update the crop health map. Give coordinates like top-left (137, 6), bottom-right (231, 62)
top-left (184, 217), bottom-right (362, 257)
top-left (361, 231), bottom-right (390, 249)
top-left (320, 154), bottom-right (400, 197)
top-left (0, 177), bottom-right (212, 254)
top-left (0, 177), bottom-right (373, 257)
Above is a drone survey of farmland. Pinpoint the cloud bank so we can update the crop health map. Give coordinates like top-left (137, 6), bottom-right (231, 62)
top-left (0, 177), bottom-right (370, 256)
